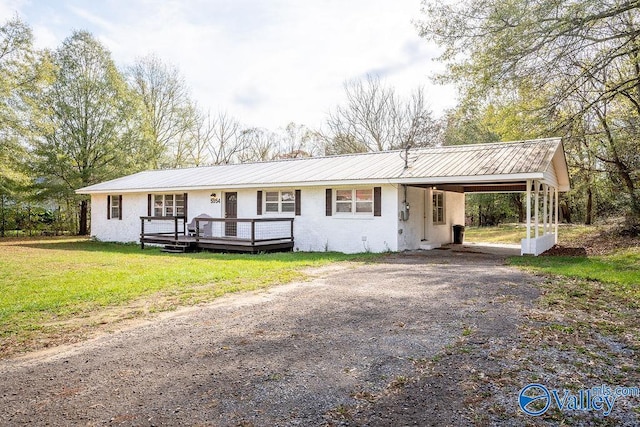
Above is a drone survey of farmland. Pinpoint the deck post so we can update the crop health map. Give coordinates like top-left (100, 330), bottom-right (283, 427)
top-left (290, 218), bottom-right (294, 242)
top-left (195, 219), bottom-right (200, 245)
top-left (140, 218), bottom-right (145, 250)
top-left (251, 219), bottom-right (256, 244)
top-left (174, 216), bottom-right (179, 241)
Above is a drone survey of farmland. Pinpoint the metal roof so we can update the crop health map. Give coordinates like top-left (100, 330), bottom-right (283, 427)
top-left (77, 138), bottom-right (570, 194)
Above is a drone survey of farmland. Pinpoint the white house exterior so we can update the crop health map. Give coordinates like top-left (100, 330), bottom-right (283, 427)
top-left (77, 138), bottom-right (570, 255)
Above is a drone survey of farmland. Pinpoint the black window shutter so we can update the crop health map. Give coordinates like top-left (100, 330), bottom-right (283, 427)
top-left (257, 190), bottom-right (262, 215)
top-left (295, 189), bottom-right (301, 216)
top-left (325, 189), bottom-right (332, 216)
top-left (147, 194), bottom-right (152, 216)
top-left (107, 195), bottom-right (111, 220)
top-left (183, 193), bottom-right (188, 218)
top-left (118, 195), bottom-right (123, 220)
top-left (373, 187), bottom-right (382, 217)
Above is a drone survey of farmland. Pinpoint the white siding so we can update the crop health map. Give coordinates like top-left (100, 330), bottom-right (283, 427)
top-left (91, 193), bottom-right (148, 242)
top-left (90, 185), bottom-right (401, 253)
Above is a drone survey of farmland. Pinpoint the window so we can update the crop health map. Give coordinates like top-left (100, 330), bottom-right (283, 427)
top-left (433, 191), bottom-right (445, 224)
top-left (335, 189), bottom-right (373, 214)
top-left (153, 194), bottom-right (185, 217)
top-left (265, 190), bottom-right (295, 213)
top-left (108, 195), bottom-right (122, 220)
top-left (110, 195), bottom-right (120, 219)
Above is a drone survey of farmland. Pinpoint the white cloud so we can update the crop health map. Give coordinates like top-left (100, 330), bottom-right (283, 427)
top-left (1, 0), bottom-right (457, 129)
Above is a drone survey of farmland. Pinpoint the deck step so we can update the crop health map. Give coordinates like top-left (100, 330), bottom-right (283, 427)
top-left (161, 245), bottom-right (188, 253)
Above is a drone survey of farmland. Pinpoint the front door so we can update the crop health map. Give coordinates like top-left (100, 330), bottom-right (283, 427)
top-left (225, 192), bottom-right (237, 237)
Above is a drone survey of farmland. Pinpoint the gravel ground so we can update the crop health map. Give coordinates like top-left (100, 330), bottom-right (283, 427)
top-left (1, 248), bottom-right (544, 426)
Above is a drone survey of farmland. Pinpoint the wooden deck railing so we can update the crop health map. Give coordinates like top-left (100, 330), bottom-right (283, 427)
top-left (140, 216), bottom-right (187, 248)
top-left (193, 217), bottom-right (294, 245)
top-left (139, 216), bottom-right (294, 251)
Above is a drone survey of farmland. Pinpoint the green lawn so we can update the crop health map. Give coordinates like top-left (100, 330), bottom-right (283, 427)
top-left (463, 223), bottom-right (596, 245)
top-left (0, 237), bottom-right (376, 356)
top-left (510, 247), bottom-right (639, 288)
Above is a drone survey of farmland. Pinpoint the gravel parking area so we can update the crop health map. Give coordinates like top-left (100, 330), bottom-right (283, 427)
top-left (0, 249), bottom-right (542, 426)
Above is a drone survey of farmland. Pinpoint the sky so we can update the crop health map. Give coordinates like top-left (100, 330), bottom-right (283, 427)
top-left (0, 0), bottom-right (457, 131)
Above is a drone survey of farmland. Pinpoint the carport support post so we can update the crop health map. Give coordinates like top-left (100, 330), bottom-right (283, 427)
top-left (554, 187), bottom-right (560, 243)
top-left (543, 184), bottom-right (548, 235)
top-left (526, 179), bottom-right (532, 253)
top-left (534, 181), bottom-right (539, 239)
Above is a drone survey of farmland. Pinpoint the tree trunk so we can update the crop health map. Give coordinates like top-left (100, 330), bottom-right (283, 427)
top-left (79, 199), bottom-right (88, 235)
top-left (0, 195), bottom-right (5, 238)
top-left (585, 187), bottom-right (593, 225)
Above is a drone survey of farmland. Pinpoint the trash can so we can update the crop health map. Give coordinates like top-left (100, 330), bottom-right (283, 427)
top-left (453, 225), bottom-right (465, 244)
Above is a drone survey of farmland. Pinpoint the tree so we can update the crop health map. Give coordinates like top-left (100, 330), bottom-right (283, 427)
top-left (420, 0), bottom-right (640, 230)
top-left (128, 54), bottom-right (197, 168)
top-left (236, 127), bottom-right (273, 162)
top-left (0, 16), bottom-right (50, 236)
top-left (33, 31), bottom-right (139, 235)
top-left (274, 122), bottom-right (322, 159)
top-left (323, 75), bottom-right (441, 154)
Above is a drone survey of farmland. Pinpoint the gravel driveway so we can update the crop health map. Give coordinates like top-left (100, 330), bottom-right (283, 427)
top-left (0, 248), bottom-right (541, 426)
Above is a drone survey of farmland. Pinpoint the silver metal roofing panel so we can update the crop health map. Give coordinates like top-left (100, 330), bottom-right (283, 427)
top-left (77, 138), bottom-right (565, 193)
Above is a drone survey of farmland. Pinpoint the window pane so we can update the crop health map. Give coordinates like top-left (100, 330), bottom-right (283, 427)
top-left (356, 201), bottom-right (372, 213)
top-left (336, 190), bottom-right (352, 201)
top-left (432, 192), bottom-right (445, 223)
top-left (175, 194), bottom-right (185, 216)
top-left (154, 195), bottom-right (163, 216)
top-left (266, 192), bottom-right (279, 202)
top-left (356, 189), bottom-right (372, 201)
top-left (336, 202), bottom-right (352, 213)
top-left (266, 202), bottom-right (279, 212)
top-left (281, 202), bottom-right (295, 212)
top-left (281, 191), bottom-right (294, 202)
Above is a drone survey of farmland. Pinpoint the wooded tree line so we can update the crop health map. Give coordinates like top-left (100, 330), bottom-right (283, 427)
top-left (420, 0), bottom-right (640, 232)
top-left (2, 0), bottom-right (638, 236)
top-left (0, 16), bottom-right (439, 236)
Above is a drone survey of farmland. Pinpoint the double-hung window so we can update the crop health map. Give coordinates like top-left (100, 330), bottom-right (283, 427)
top-left (108, 195), bottom-right (122, 220)
top-left (335, 189), bottom-right (373, 214)
top-left (265, 190), bottom-right (295, 213)
top-left (154, 194), bottom-right (185, 216)
top-left (432, 191), bottom-right (445, 224)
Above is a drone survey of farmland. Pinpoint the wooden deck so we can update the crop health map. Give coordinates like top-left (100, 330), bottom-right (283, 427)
top-left (140, 216), bottom-right (294, 253)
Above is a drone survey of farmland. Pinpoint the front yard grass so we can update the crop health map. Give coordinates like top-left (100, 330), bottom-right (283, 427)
top-left (0, 237), bottom-right (376, 358)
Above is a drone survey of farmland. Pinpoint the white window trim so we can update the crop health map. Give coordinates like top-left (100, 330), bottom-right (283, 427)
top-left (432, 191), bottom-right (446, 225)
top-left (333, 188), bottom-right (374, 216)
top-left (263, 190), bottom-right (295, 215)
top-left (153, 194), bottom-right (186, 217)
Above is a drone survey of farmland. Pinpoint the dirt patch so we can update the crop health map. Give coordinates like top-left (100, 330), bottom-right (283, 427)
top-left (546, 222), bottom-right (640, 256)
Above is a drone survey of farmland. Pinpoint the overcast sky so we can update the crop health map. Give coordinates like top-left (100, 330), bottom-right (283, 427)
top-left (1, 0), bottom-right (457, 130)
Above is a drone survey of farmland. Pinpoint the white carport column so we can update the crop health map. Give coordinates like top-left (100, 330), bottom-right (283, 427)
top-left (553, 187), bottom-right (560, 243)
top-left (543, 184), bottom-right (548, 235)
top-left (534, 180), bottom-right (539, 239)
top-left (525, 179), bottom-right (532, 254)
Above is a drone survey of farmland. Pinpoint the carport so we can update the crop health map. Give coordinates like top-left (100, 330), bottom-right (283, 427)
top-left (399, 138), bottom-right (570, 255)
